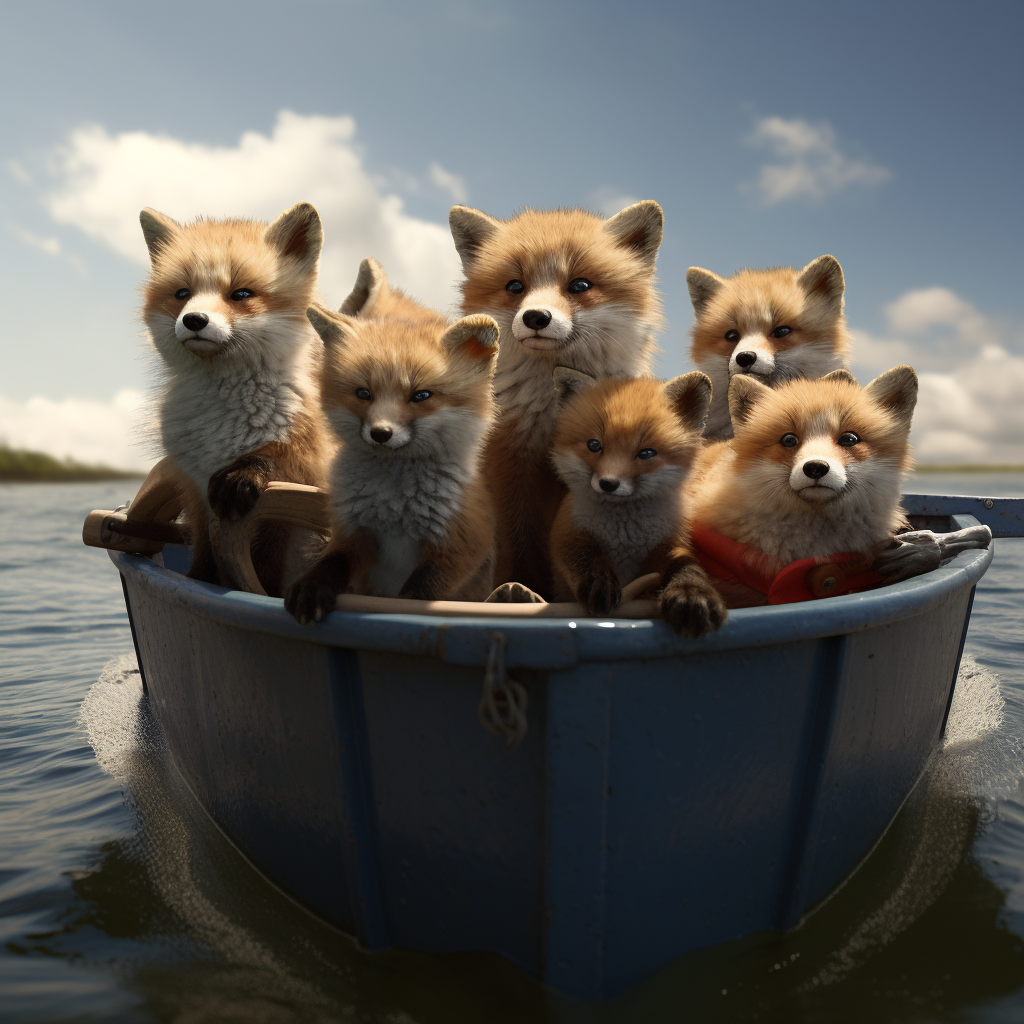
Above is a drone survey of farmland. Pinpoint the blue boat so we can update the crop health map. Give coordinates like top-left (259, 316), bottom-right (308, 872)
top-left (82, 481), bottom-right (1020, 999)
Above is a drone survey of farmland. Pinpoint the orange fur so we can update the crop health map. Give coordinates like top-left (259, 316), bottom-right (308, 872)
top-left (689, 368), bottom-right (917, 591)
top-left (548, 372), bottom-right (726, 636)
top-left (688, 257), bottom-right (851, 439)
top-left (452, 203), bottom-right (664, 595)
top-left (285, 261), bottom-right (499, 623)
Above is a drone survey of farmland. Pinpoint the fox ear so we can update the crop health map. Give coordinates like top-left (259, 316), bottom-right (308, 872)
top-left (822, 368), bottom-right (858, 386)
top-left (864, 365), bottom-right (918, 427)
top-left (603, 200), bottom-right (663, 267)
top-left (139, 208), bottom-right (181, 264)
top-left (664, 372), bottom-right (712, 434)
top-left (441, 315), bottom-right (500, 368)
top-left (553, 366), bottom-right (599, 403)
top-left (728, 374), bottom-right (773, 428)
top-left (339, 257), bottom-right (389, 317)
top-left (686, 267), bottom-right (725, 317)
top-left (266, 203), bottom-right (323, 275)
top-left (798, 255), bottom-right (845, 313)
top-left (449, 206), bottom-right (501, 272)
top-left (307, 303), bottom-right (356, 350)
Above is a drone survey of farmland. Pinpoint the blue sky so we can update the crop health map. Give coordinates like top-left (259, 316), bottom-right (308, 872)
top-left (2, 0), bottom-right (1022, 466)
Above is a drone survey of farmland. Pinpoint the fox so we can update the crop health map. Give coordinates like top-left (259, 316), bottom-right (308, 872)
top-left (688, 367), bottom-right (920, 608)
top-left (449, 201), bottom-right (664, 596)
top-left (687, 256), bottom-right (851, 440)
top-left (140, 202), bottom-right (331, 594)
top-left (284, 258), bottom-right (500, 625)
top-left (548, 367), bottom-right (727, 636)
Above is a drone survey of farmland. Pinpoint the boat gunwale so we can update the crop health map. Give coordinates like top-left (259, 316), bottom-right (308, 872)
top-left (109, 539), bottom-right (993, 668)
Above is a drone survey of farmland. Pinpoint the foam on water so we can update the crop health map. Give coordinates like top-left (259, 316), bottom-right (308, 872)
top-left (79, 654), bottom-right (340, 1020)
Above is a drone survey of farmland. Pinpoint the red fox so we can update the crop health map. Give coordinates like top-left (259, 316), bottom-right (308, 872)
top-left (140, 202), bottom-right (331, 594)
top-left (688, 367), bottom-right (918, 606)
top-left (285, 258), bottom-right (500, 624)
top-left (548, 368), bottom-right (727, 636)
top-left (687, 257), bottom-right (851, 440)
top-left (449, 202), bottom-right (664, 596)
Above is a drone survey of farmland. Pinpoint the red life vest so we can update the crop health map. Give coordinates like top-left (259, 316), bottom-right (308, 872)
top-left (689, 522), bottom-right (886, 605)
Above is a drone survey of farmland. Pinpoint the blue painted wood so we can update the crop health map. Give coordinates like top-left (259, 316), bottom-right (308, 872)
top-left (902, 493), bottom-right (1024, 536)
top-left (107, 504), bottom-right (995, 1000)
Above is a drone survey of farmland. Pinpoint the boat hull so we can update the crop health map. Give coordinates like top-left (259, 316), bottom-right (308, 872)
top-left (111, 515), bottom-right (991, 999)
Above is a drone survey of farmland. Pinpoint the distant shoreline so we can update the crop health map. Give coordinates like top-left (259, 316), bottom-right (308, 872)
top-left (0, 445), bottom-right (144, 483)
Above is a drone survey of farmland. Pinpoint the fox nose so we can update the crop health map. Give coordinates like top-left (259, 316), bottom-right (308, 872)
top-left (182, 312), bottom-right (209, 332)
top-left (522, 309), bottom-right (552, 332)
top-left (599, 477), bottom-right (620, 493)
top-left (734, 351), bottom-right (757, 369)
top-left (370, 426), bottom-right (393, 444)
top-left (803, 460), bottom-right (830, 480)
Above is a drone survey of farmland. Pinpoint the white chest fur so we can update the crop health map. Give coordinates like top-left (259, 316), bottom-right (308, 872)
top-left (161, 366), bottom-right (301, 491)
top-left (571, 490), bottom-right (680, 586)
top-left (331, 443), bottom-right (473, 597)
top-left (489, 304), bottom-right (657, 448)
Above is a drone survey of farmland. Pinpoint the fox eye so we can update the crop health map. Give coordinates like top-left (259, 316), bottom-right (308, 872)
top-left (568, 278), bottom-right (592, 294)
top-left (231, 288), bottom-right (255, 301)
top-left (772, 326), bottom-right (793, 339)
top-left (586, 439), bottom-right (602, 453)
top-left (505, 280), bottom-right (525, 294)
top-left (637, 448), bottom-right (657, 460)
top-left (175, 288), bottom-right (190, 300)
top-left (837, 431), bottom-right (861, 447)
top-left (411, 390), bottom-right (433, 403)
top-left (725, 329), bottom-right (740, 343)
top-left (780, 433), bottom-right (799, 448)
top-left (355, 388), bottom-right (372, 400)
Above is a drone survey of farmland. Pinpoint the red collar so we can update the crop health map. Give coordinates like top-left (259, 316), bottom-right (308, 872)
top-left (690, 522), bottom-right (885, 604)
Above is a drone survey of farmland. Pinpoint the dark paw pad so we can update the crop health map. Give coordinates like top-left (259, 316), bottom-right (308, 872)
top-left (208, 457), bottom-right (272, 520)
top-left (661, 584), bottom-right (728, 637)
top-left (485, 582), bottom-right (546, 604)
top-left (284, 577), bottom-right (338, 625)
top-left (579, 572), bottom-right (621, 616)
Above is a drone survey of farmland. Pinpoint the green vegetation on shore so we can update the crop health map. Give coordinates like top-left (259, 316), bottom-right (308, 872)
top-left (0, 444), bottom-right (144, 482)
top-left (914, 464), bottom-right (1024, 473)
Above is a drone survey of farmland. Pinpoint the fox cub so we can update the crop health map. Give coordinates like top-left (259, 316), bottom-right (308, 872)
top-left (548, 369), bottom-right (727, 637)
top-left (690, 367), bottom-right (918, 577)
top-left (449, 202), bottom-right (665, 595)
top-left (687, 257), bottom-right (851, 440)
top-left (285, 259), bottom-right (500, 624)
top-left (140, 202), bottom-right (331, 593)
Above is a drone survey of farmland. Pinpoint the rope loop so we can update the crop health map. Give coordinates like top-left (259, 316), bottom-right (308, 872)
top-left (478, 631), bottom-right (528, 749)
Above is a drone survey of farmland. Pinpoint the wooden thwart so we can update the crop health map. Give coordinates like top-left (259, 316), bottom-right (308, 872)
top-left (82, 466), bottom-right (664, 619)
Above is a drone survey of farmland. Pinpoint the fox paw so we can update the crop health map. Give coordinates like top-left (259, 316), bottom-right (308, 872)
top-left (208, 455), bottom-right (273, 521)
top-left (284, 576), bottom-right (338, 625)
top-left (485, 582), bottom-right (546, 604)
top-left (577, 571), bottom-right (621, 616)
top-left (660, 582), bottom-right (728, 637)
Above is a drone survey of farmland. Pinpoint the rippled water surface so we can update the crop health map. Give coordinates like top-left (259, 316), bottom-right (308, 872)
top-left (2, 476), bottom-right (1023, 1023)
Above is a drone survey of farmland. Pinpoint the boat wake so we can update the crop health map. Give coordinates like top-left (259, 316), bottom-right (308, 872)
top-left (79, 654), bottom-right (349, 1022)
top-left (802, 653), bottom-right (1022, 991)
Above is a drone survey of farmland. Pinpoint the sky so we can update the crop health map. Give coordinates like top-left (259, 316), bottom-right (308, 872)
top-left (1, 0), bottom-right (1021, 469)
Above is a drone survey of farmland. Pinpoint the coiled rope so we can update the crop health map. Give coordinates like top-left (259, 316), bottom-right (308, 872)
top-left (478, 632), bottom-right (529, 749)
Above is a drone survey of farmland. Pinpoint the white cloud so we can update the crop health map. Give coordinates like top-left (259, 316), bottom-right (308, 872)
top-left (8, 224), bottom-right (87, 275)
top-left (10, 225), bottom-right (61, 257)
top-left (884, 286), bottom-right (988, 340)
top-left (0, 390), bottom-right (149, 471)
top-left (589, 187), bottom-right (641, 217)
top-left (850, 288), bottom-right (1024, 464)
top-left (428, 161), bottom-right (468, 203)
top-left (40, 110), bottom-right (464, 311)
top-left (743, 116), bottom-right (890, 205)
top-left (7, 158), bottom-right (31, 185)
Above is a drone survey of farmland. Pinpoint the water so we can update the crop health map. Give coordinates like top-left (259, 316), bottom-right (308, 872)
top-left (1, 475), bottom-right (1022, 1023)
